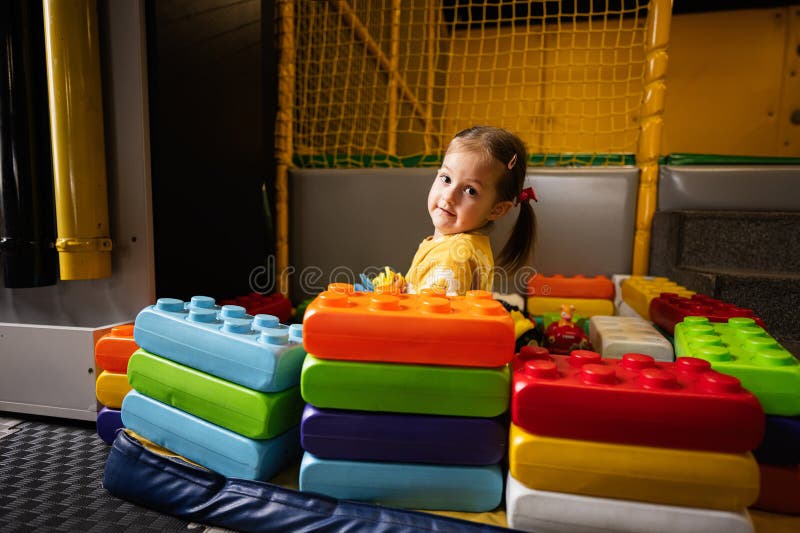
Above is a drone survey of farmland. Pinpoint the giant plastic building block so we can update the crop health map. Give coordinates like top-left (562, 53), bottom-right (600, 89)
top-left (527, 274), bottom-right (615, 299)
top-left (127, 349), bottom-right (304, 439)
top-left (754, 415), bottom-right (800, 465)
top-left (511, 349), bottom-right (764, 453)
top-left (621, 276), bottom-right (694, 321)
top-left (94, 324), bottom-right (138, 373)
top-left (95, 370), bottom-right (132, 409)
top-left (300, 405), bottom-right (506, 465)
top-left (752, 463), bottom-right (800, 514)
top-left (674, 316), bottom-right (800, 415)
top-left (302, 286), bottom-right (514, 367)
top-left (133, 296), bottom-right (306, 392)
top-left (589, 315), bottom-right (674, 361)
top-left (298, 452), bottom-right (503, 512)
top-left (508, 423), bottom-right (759, 511)
top-left (103, 430), bottom-right (511, 533)
top-left (650, 293), bottom-right (765, 336)
top-left (121, 390), bottom-right (299, 481)
top-left (300, 354), bottom-right (509, 417)
top-left (219, 292), bottom-right (292, 324)
top-left (96, 406), bottom-right (122, 444)
top-left (527, 296), bottom-right (614, 318)
top-left (505, 473), bottom-right (754, 533)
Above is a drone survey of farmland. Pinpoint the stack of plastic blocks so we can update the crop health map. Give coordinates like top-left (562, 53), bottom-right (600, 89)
top-left (675, 316), bottom-right (800, 513)
top-left (298, 284), bottom-right (514, 512)
top-left (94, 325), bottom-right (138, 443)
top-left (588, 315), bottom-right (674, 362)
top-left (620, 276), bottom-right (694, 321)
top-left (121, 295), bottom-right (307, 480)
top-left (527, 274), bottom-right (615, 318)
top-left (507, 346), bottom-right (763, 533)
top-left (219, 291), bottom-right (292, 324)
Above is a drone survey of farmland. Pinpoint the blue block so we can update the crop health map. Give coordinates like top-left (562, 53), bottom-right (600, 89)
top-left (133, 296), bottom-right (305, 392)
top-left (121, 390), bottom-right (300, 480)
top-left (299, 452), bottom-right (503, 512)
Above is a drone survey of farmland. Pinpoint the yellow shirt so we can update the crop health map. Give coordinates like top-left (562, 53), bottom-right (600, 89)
top-left (405, 231), bottom-right (494, 296)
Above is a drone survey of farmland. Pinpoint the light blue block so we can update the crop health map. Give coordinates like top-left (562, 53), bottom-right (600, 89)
top-left (133, 296), bottom-right (305, 392)
top-left (299, 452), bottom-right (503, 512)
top-left (121, 390), bottom-right (300, 480)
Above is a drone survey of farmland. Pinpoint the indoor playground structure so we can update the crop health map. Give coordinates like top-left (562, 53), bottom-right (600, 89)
top-left (1, 1), bottom-right (800, 532)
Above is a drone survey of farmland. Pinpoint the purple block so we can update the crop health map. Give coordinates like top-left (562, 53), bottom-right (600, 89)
top-left (97, 406), bottom-right (123, 444)
top-left (300, 404), bottom-right (506, 465)
top-left (754, 415), bottom-right (800, 465)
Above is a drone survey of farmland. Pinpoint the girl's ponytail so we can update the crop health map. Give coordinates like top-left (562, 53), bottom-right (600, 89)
top-left (496, 200), bottom-right (536, 273)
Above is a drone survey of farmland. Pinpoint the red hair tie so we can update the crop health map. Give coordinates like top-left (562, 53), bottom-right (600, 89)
top-left (515, 186), bottom-right (538, 205)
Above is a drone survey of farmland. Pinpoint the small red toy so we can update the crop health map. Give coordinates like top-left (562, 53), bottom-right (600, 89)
top-left (543, 304), bottom-right (591, 354)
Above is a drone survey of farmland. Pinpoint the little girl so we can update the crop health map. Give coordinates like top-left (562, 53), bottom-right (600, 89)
top-left (405, 126), bottom-right (537, 296)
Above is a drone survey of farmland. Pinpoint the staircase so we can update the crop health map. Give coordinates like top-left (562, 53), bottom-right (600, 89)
top-left (649, 210), bottom-right (800, 357)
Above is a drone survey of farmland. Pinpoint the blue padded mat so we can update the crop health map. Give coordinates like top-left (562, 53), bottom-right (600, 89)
top-left (103, 430), bottom-right (512, 532)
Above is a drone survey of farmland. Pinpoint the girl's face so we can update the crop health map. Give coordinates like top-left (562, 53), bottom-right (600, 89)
top-left (428, 149), bottom-right (513, 236)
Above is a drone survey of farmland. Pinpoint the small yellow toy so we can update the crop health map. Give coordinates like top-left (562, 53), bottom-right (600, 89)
top-left (370, 266), bottom-right (406, 294)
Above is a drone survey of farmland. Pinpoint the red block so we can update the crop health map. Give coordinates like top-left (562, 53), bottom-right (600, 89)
top-left (753, 463), bottom-right (800, 515)
top-left (650, 293), bottom-right (765, 336)
top-left (511, 347), bottom-right (765, 453)
top-left (220, 292), bottom-right (292, 323)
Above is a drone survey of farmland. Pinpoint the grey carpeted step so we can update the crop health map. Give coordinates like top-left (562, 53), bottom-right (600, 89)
top-left (651, 211), bottom-right (800, 275)
top-left (655, 266), bottom-right (800, 354)
top-left (650, 210), bottom-right (800, 350)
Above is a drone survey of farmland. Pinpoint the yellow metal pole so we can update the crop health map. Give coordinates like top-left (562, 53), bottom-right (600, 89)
top-left (42, 0), bottom-right (112, 279)
top-left (633, 0), bottom-right (672, 275)
top-left (276, 0), bottom-right (295, 297)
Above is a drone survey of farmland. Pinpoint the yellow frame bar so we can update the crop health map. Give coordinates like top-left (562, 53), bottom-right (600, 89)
top-left (276, 0), bottom-right (295, 296)
top-left (633, 0), bottom-right (673, 275)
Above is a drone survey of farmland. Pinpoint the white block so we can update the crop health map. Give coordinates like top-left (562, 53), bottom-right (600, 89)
top-left (589, 315), bottom-right (674, 361)
top-left (506, 473), bottom-right (754, 533)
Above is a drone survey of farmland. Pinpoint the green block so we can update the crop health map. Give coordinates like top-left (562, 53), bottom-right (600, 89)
top-left (301, 355), bottom-right (509, 417)
top-left (675, 316), bottom-right (800, 416)
top-left (127, 348), bottom-right (304, 439)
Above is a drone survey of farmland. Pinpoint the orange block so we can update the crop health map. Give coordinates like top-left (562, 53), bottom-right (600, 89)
top-left (95, 324), bottom-right (138, 373)
top-left (303, 285), bottom-right (515, 367)
top-left (527, 274), bottom-right (615, 299)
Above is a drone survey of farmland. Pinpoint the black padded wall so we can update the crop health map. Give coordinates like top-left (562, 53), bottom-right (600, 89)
top-left (146, 0), bottom-right (274, 300)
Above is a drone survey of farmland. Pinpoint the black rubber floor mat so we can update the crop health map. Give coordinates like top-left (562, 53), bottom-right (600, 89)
top-left (0, 417), bottom-right (196, 532)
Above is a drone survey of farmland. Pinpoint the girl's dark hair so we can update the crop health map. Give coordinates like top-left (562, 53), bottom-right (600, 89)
top-left (450, 125), bottom-right (537, 273)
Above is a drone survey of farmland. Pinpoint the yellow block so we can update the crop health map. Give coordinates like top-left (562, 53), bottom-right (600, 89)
top-left (620, 276), bottom-right (694, 320)
top-left (508, 424), bottom-right (759, 511)
top-left (527, 296), bottom-right (614, 318)
top-left (96, 370), bottom-right (132, 409)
